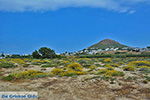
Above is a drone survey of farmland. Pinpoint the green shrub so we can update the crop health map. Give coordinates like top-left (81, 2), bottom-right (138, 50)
top-left (83, 64), bottom-right (91, 68)
top-left (3, 70), bottom-right (49, 81)
top-left (96, 69), bottom-right (124, 77)
top-left (95, 64), bottom-right (102, 67)
top-left (10, 59), bottom-right (25, 64)
top-left (100, 76), bottom-right (111, 81)
top-left (31, 60), bottom-right (49, 65)
top-left (0, 62), bottom-right (16, 68)
top-left (66, 63), bottom-right (83, 71)
top-left (96, 69), bottom-right (108, 75)
top-left (41, 64), bottom-right (57, 68)
top-left (126, 76), bottom-right (137, 81)
top-left (123, 66), bottom-right (135, 71)
top-left (50, 68), bottom-right (86, 77)
top-left (2, 75), bottom-right (14, 81)
top-left (104, 64), bottom-right (114, 70)
top-left (50, 62), bottom-right (86, 77)
top-left (22, 64), bottom-right (30, 67)
top-left (61, 70), bottom-right (86, 77)
top-left (77, 60), bottom-right (88, 65)
top-left (103, 58), bottom-right (112, 63)
top-left (128, 61), bottom-right (150, 67)
top-left (140, 68), bottom-right (150, 74)
top-left (105, 70), bottom-right (124, 76)
top-left (89, 65), bottom-right (97, 70)
top-left (145, 76), bottom-right (150, 81)
top-left (51, 68), bottom-right (64, 75)
top-left (111, 63), bottom-right (120, 67)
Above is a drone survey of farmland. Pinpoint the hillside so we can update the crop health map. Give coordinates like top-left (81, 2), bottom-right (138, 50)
top-left (88, 39), bottom-right (128, 50)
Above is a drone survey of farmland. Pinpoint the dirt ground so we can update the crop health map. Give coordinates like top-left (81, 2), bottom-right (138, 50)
top-left (0, 76), bottom-right (150, 100)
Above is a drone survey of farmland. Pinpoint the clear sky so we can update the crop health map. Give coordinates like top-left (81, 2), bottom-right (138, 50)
top-left (0, 0), bottom-right (150, 54)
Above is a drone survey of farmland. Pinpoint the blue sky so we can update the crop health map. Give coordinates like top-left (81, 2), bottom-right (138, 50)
top-left (0, 0), bottom-right (150, 54)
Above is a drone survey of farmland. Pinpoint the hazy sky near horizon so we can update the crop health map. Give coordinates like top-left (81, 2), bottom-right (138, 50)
top-left (0, 0), bottom-right (150, 54)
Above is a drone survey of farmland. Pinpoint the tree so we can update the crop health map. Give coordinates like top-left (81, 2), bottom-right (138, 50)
top-left (39, 47), bottom-right (56, 58)
top-left (147, 46), bottom-right (150, 49)
top-left (32, 47), bottom-right (56, 59)
top-left (0, 53), bottom-right (5, 57)
top-left (32, 50), bottom-right (41, 59)
top-left (10, 54), bottom-right (21, 58)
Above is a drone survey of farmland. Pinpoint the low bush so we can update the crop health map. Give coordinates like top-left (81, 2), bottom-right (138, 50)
top-left (100, 76), bottom-right (111, 81)
top-left (31, 60), bottom-right (49, 65)
top-left (66, 63), bottom-right (83, 71)
top-left (103, 58), bottom-right (112, 63)
top-left (123, 66), bottom-right (135, 71)
top-left (61, 70), bottom-right (86, 77)
top-left (41, 63), bottom-right (57, 68)
top-left (0, 59), bottom-right (8, 63)
top-left (3, 70), bottom-right (49, 81)
top-left (138, 66), bottom-right (150, 69)
top-left (77, 59), bottom-right (94, 68)
top-left (96, 69), bottom-right (124, 77)
top-left (105, 70), bottom-right (124, 77)
top-left (77, 60), bottom-right (88, 65)
top-left (96, 69), bottom-right (108, 75)
top-left (140, 68), bottom-right (150, 74)
top-left (2, 75), bottom-right (14, 81)
top-left (0, 62), bottom-right (16, 68)
top-left (125, 76), bottom-right (137, 81)
top-left (22, 64), bottom-right (30, 67)
top-left (89, 65), bottom-right (97, 70)
top-left (144, 76), bottom-right (150, 81)
top-left (63, 61), bottom-right (70, 64)
top-left (104, 64), bottom-right (114, 70)
top-left (111, 63), bottom-right (120, 67)
top-left (51, 68), bottom-right (86, 77)
top-left (10, 59), bottom-right (25, 64)
top-left (95, 64), bottom-right (102, 67)
top-left (51, 68), bottom-right (64, 75)
top-left (128, 61), bottom-right (150, 67)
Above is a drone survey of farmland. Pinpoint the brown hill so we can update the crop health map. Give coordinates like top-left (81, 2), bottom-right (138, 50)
top-left (88, 39), bottom-right (128, 49)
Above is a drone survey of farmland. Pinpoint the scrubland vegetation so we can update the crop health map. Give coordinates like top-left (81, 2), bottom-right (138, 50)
top-left (0, 57), bottom-right (150, 82)
top-left (0, 57), bottom-right (150, 99)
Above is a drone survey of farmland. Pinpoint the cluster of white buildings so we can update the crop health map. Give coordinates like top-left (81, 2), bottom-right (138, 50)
top-left (78, 48), bottom-right (117, 54)
top-left (62, 46), bottom-right (150, 56)
top-left (77, 47), bottom-right (127, 55)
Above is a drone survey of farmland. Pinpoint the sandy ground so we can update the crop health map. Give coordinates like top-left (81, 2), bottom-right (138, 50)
top-left (0, 76), bottom-right (150, 100)
top-left (0, 64), bottom-right (150, 100)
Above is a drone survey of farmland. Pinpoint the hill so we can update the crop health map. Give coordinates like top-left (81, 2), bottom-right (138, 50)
top-left (88, 39), bottom-right (128, 50)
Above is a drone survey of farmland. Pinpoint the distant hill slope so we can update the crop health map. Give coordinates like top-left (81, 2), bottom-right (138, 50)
top-left (88, 39), bottom-right (128, 49)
